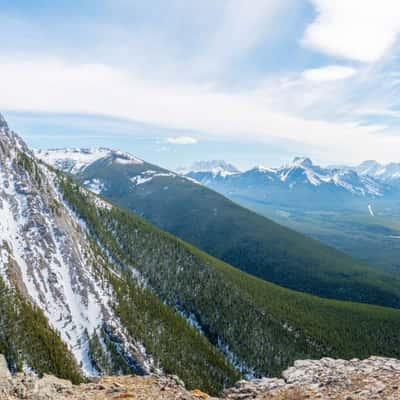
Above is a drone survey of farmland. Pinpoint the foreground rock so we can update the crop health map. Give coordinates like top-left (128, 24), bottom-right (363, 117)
top-left (224, 356), bottom-right (400, 399)
top-left (1, 355), bottom-right (400, 399)
top-left (0, 370), bottom-right (213, 400)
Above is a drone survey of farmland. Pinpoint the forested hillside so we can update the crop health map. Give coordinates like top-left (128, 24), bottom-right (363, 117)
top-left (50, 151), bottom-right (400, 308)
top-left (58, 175), bottom-right (400, 381)
top-left (0, 120), bottom-right (238, 396)
top-left (0, 277), bottom-right (82, 383)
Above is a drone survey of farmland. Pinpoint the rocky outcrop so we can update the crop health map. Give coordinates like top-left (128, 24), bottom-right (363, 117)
top-left (224, 356), bottom-right (400, 399)
top-left (0, 369), bottom-right (207, 400)
top-left (0, 355), bottom-right (11, 395)
top-left (1, 355), bottom-right (400, 399)
top-left (0, 355), bottom-right (11, 381)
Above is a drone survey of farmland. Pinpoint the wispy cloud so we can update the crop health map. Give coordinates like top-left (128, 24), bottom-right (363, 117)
top-left (1, 58), bottom-right (399, 163)
top-left (2, 0), bottom-right (400, 165)
top-left (166, 136), bottom-right (198, 145)
top-left (302, 65), bottom-right (357, 81)
top-left (190, 0), bottom-right (291, 77)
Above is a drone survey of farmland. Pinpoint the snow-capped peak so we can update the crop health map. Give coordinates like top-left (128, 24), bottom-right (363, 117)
top-left (182, 160), bottom-right (239, 175)
top-left (188, 156), bottom-right (386, 198)
top-left (253, 165), bottom-right (276, 173)
top-left (352, 160), bottom-right (400, 182)
top-left (291, 156), bottom-right (313, 168)
top-left (35, 148), bottom-right (112, 174)
top-left (35, 147), bottom-right (143, 174)
top-left (355, 160), bottom-right (382, 176)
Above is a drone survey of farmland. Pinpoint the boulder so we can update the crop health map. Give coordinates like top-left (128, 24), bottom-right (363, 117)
top-left (31, 374), bottom-right (73, 399)
top-left (0, 355), bottom-right (11, 395)
top-left (0, 355), bottom-right (11, 381)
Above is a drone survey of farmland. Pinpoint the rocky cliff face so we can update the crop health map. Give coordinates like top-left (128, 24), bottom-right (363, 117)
top-left (0, 116), bottom-right (151, 375)
top-left (1, 354), bottom-right (400, 399)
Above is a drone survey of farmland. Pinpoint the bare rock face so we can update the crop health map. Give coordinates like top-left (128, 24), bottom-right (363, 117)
top-left (0, 354), bottom-right (11, 395)
top-left (0, 122), bottom-right (152, 375)
top-left (0, 355), bottom-right (11, 380)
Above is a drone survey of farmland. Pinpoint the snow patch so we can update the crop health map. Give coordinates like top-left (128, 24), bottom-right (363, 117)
top-left (368, 204), bottom-right (375, 216)
top-left (35, 148), bottom-right (111, 174)
top-left (130, 171), bottom-right (177, 187)
top-left (84, 178), bottom-right (105, 195)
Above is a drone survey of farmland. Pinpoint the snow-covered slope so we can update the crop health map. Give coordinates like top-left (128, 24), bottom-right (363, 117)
top-left (36, 147), bottom-right (191, 195)
top-left (276, 157), bottom-right (384, 197)
top-left (35, 148), bottom-right (143, 174)
top-left (0, 119), bottom-right (150, 376)
top-left (353, 160), bottom-right (400, 182)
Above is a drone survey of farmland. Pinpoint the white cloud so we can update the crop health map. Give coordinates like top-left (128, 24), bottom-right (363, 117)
top-left (1, 58), bottom-right (400, 164)
top-left (166, 136), bottom-right (198, 145)
top-left (302, 65), bottom-right (357, 81)
top-left (303, 0), bottom-right (400, 62)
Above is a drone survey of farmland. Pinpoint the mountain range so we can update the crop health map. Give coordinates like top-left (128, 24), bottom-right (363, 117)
top-left (353, 160), bottom-right (400, 182)
top-left (180, 158), bottom-right (400, 273)
top-left (2, 116), bottom-right (400, 396)
top-left (36, 148), bottom-right (400, 307)
top-left (184, 157), bottom-right (400, 212)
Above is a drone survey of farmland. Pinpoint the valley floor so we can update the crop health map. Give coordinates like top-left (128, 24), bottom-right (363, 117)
top-left (2, 356), bottom-right (400, 400)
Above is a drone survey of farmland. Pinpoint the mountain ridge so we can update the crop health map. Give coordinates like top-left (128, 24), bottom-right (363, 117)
top-left (186, 157), bottom-right (391, 201)
top-left (185, 157), bottom-right (400, 183)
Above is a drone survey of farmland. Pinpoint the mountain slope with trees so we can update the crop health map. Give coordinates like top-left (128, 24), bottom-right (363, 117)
top-left (0, 116), bottom-right (239, 395)
top-left (58, 174), bottom-right (400, 381)
top-left (37, 148), bottom-right (400, 308)
top-left (0, 277), bottom-right (82, 383)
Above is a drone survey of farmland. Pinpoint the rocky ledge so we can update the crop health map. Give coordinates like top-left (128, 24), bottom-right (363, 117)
top-left (224, 356), bottom-right (400, 400)
top-left (1, 355), bottom-right (400, 399)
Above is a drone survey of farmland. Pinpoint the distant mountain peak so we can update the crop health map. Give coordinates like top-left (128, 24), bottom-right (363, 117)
top-left (353, 160), bottom-right (400, 181)
top-left (188, 156), bottom-right (387, 198)
top-left (179, 160), bottom-right (240, 177)
top-left (253, 165), bottom-right (275, 173)
top-left (188, 160), bottom-right (239, 173)
top-left (35, 147), bottom-right (143, 174)
top-left (359, 160), bottom-right (380, 166)
top-left (291, 157), bottom-right (313, 168)
top-left (356, 160), bottom-right (381, 174)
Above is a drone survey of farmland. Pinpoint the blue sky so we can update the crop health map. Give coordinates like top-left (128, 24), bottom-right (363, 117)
top-left (2, 0), bottom-right (400, 170)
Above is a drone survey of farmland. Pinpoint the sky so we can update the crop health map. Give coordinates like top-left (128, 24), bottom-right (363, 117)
top-left (2, 0), bottom-right (400, 170)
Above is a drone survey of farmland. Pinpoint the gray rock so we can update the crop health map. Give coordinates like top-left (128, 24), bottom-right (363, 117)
top-left (0, 355), bottom-right (11, 398)
top-left (0, 355), bottom-right (11, 381)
